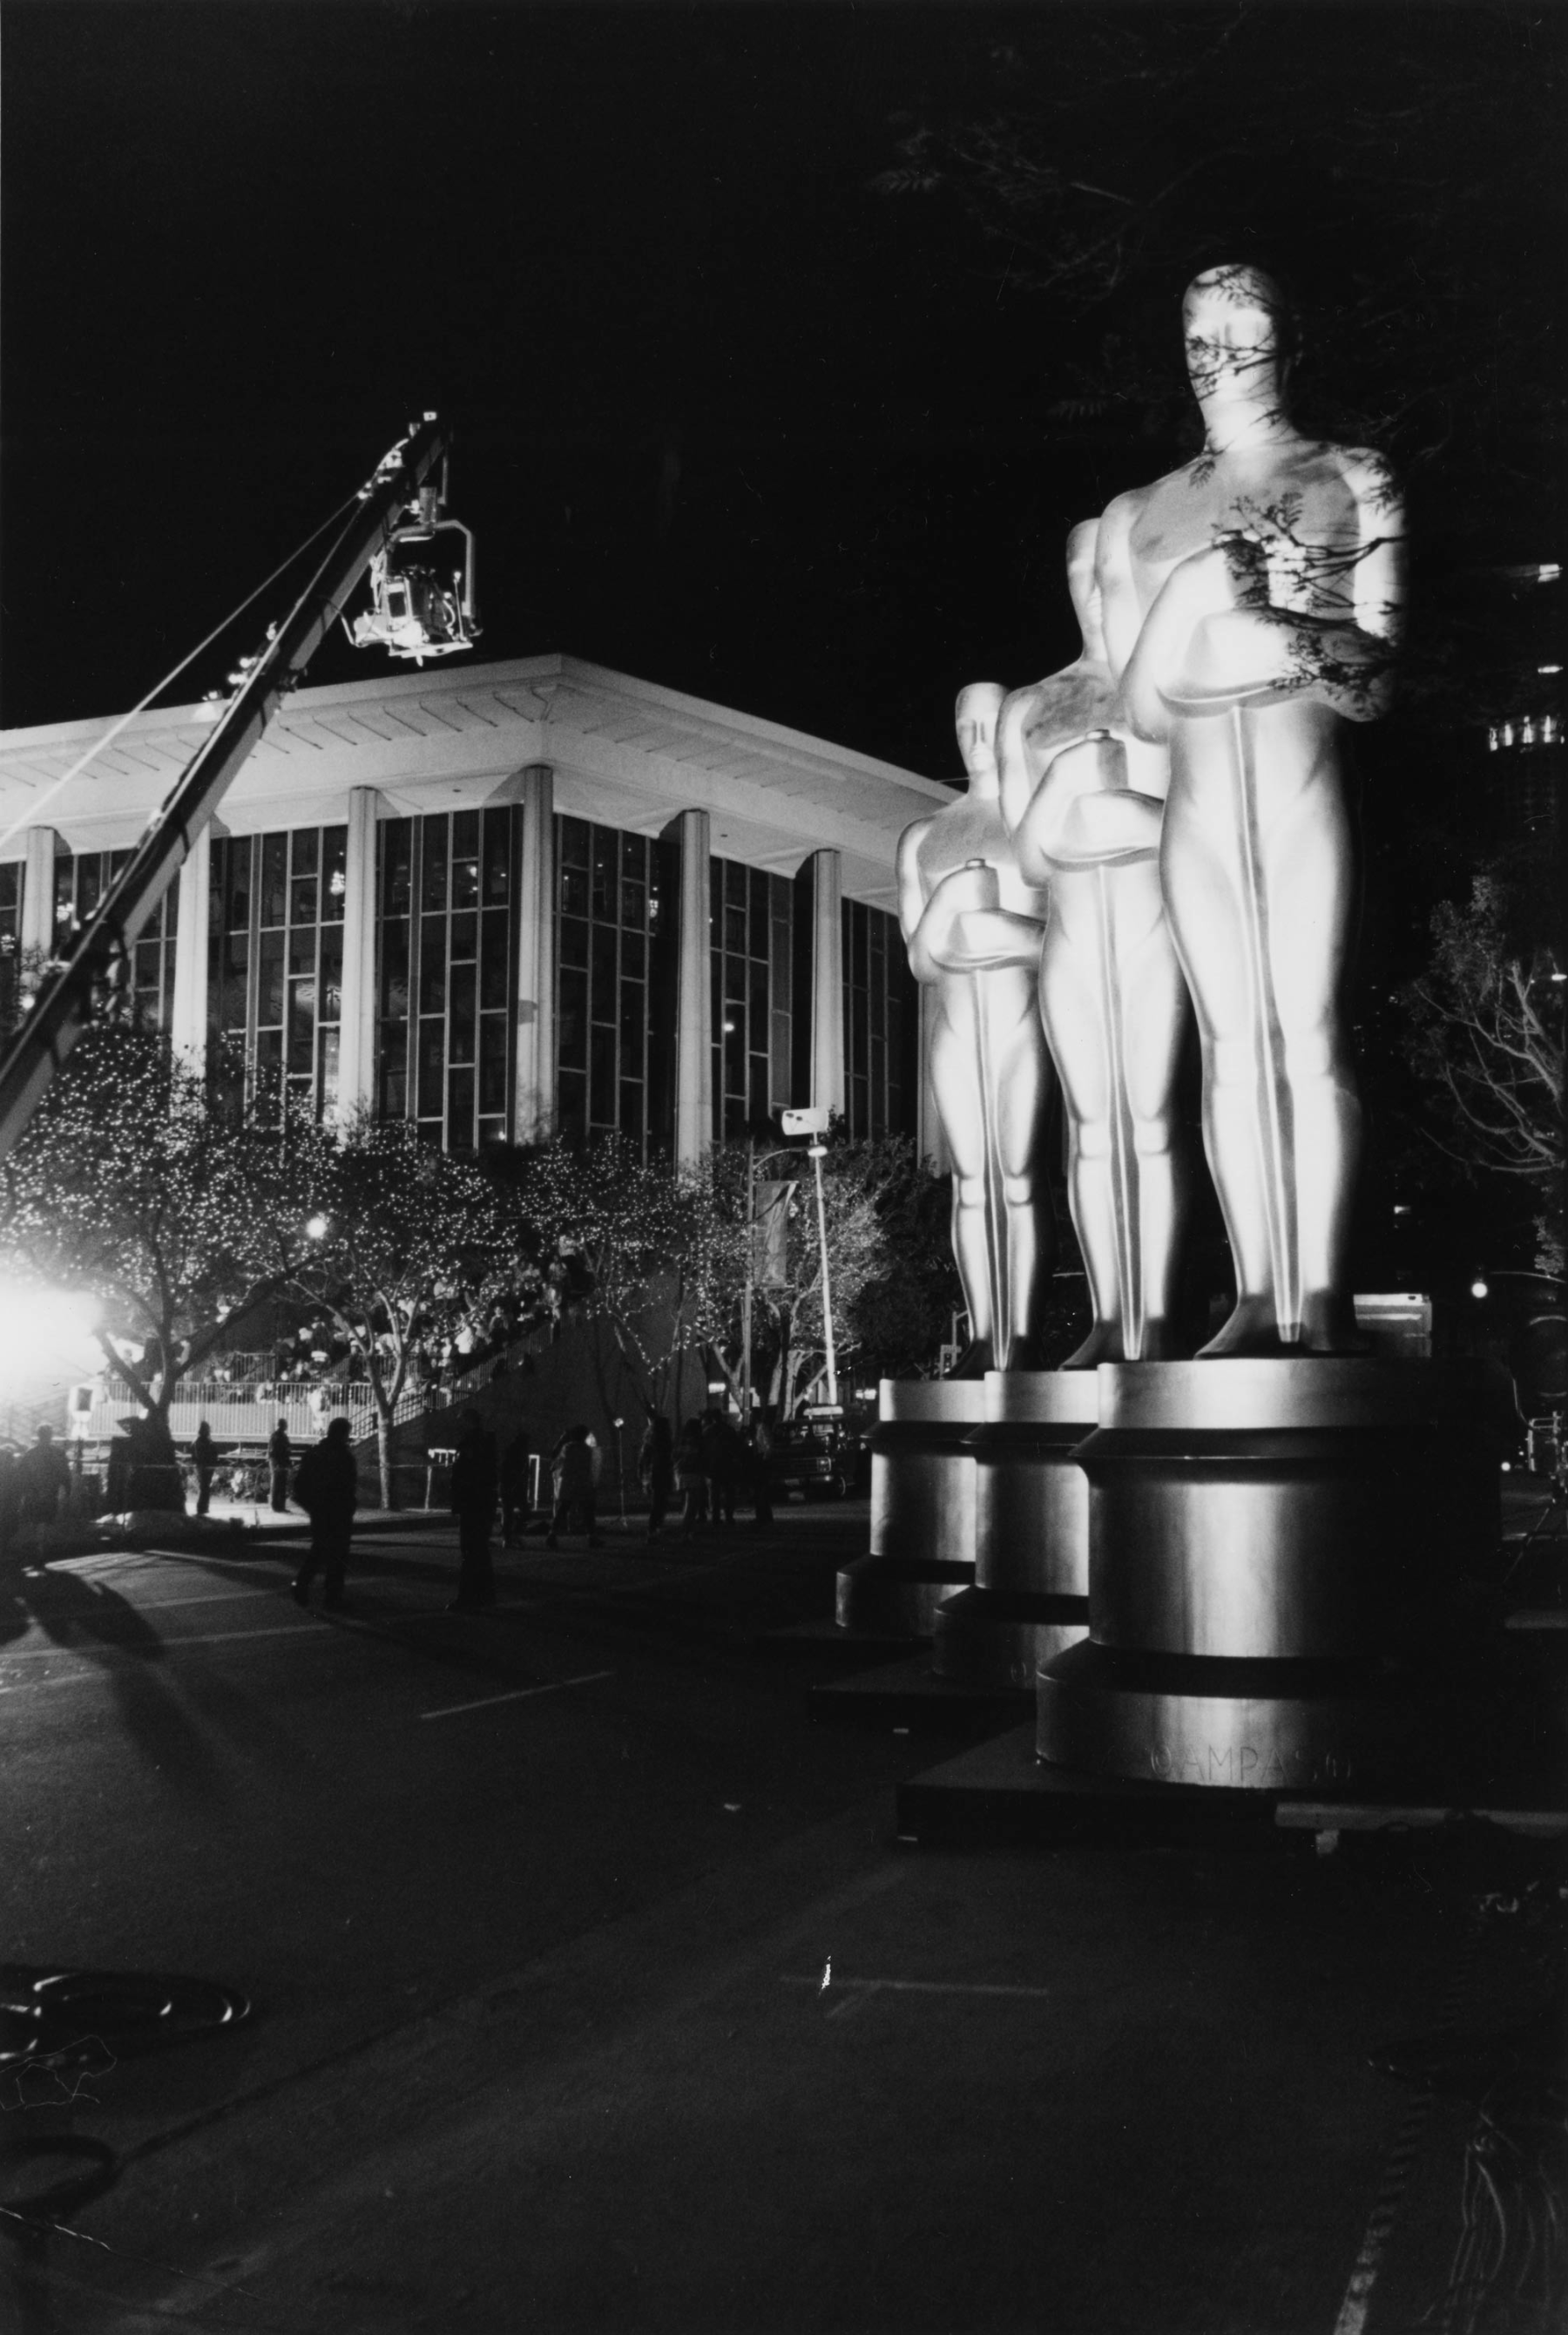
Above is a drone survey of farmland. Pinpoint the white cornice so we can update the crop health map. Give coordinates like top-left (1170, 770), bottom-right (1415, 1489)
top-left (0, 654), bottom-right (952, 910)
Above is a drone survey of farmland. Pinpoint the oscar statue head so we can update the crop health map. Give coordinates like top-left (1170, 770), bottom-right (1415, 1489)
top-left (1064, 519), bottom-right (1107, 665)
top-left (1181, 264), bottom-right (1295, 444)
top-left (955, 680), bottom-right (1006, 785)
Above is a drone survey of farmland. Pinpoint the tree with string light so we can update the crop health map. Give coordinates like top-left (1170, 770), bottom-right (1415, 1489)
top-left (287, 1116), bottom-right (543, 1509)
top-left (0, 1026), bottom-right (317, 1492)
top-left (505, 1137), bottom-right (727, 1430)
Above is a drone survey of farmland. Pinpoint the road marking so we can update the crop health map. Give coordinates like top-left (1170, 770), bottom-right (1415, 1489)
top-left (1329, 1910), bottom-right (1480, 2335)
top-left (4, 1583), bottom-right (275, 1619)
top-left (0, 1621), bottom-right (317, 1663)
top-left (420, 1669), bottom-right (614, 1720)
top-left (0, 1670), bottom-right (102, 1696)
top-left (101, 1587), bottom-right (278, 1614)
top-left (782, 1976), bottom-right (1055, 2001)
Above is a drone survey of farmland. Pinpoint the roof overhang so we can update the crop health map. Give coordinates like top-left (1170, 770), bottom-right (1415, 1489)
top-left (0, 653), bottom-right (954, 911)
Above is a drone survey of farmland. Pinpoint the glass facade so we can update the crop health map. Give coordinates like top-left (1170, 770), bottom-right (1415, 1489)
top-left (710, 857), bottom-right (794, 1140)
top-left (209, 826), bottom-right (345, 1114)
top-left (841, 897), bottom-right (917, 1141)
top-left (0, 861), bottom-right (20, 1027)
top-left (376, 808), bottom-right (518, 1149)
top-left (17, 806), bottom-right (923, 1157)
top-left (555, 816), bottom-right (659, 1154)
top-left (53, 844), bottom-right (177, 1030)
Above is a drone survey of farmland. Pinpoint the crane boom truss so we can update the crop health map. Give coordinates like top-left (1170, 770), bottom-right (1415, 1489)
top-left (0, 415), bottom-right (452, 1160)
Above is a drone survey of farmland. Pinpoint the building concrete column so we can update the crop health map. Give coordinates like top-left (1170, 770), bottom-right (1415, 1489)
top-left (335, 787), bottom-right (380, 1126)
top-left (804, 848), bottom-right (845, 1122)
top-left (917, 980), bottom-right (950, 1174)
top-left (20, 827), bottom-right (58, 978)
top-left (170, 824), bottom-right (213, 1072)
top-left (672, 807), bottom-right (713, 1168)
top-left (512, 764), bottom-right (557, 1144)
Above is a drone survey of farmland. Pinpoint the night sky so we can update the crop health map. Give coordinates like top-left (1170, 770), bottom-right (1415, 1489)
top-left (3, 1), bottom-right (1562, 782)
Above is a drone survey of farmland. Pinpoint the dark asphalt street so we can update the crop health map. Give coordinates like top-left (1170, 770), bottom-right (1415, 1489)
top-left (2, 1509), bottom-right (1562, 2334)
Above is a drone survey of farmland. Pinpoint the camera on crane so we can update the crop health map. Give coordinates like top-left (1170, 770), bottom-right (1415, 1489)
top-left (345, 469), bottom-right (480, 665)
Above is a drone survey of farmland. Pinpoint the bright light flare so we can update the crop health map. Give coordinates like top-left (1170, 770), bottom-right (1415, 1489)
top-left (0, 1278), bottom-right (102, 1398)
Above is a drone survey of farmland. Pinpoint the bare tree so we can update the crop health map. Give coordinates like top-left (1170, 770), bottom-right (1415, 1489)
top-left (704, 1135), bottom-right (961, 1415)
top-left (1402, 874), bottom-right (1565, 1272)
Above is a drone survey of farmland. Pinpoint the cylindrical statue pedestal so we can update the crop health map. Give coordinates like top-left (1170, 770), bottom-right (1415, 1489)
top-left (1037, 1359), bottom-right (1503, 1792)
top-left (931, 1371), bottom-right (1096, 1690)
top-left (835, 1379), bottom-right (984, 1636)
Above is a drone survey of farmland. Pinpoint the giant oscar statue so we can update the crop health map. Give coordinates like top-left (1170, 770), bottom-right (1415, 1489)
top-left (1097, 262), bottom-right (1405, 1354)
top-left (845, 686), bottom-right (1054, 1638)
top-left (931, 549), bottom-right (1175, 1691)
top-left (1037, 270), bottom-right (1503, 1795)
top-left (1000, 521), bottom-right (1191, 1367)
top-left (896, 680), bottom-right (1056, 1375)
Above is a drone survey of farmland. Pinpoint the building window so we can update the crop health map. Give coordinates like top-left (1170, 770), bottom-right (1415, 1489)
top-left (51, 846), bottom-right (176, 1030)
top-left (841, 898), bottom-right (916, 1141)
top-left (555, 816), bottom-right (657, 1155)
top-left (376, 807), bottom-right (518, 1150)
top-left (710, 858), bottom-right (793, 1141)
top-left (208, 826), bottom-right (345, 1116)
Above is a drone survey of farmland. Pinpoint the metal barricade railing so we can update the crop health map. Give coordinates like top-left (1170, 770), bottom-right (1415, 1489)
top-left (71, 1373), bottom-right (454, 1455)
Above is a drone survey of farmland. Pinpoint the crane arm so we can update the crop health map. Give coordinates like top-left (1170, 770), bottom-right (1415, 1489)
top-left (0, 414), bottom-right (454, 1161)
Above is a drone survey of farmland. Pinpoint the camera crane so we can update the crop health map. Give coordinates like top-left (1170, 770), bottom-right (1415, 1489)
top-left (0, 414), bottom-right (477, 1161)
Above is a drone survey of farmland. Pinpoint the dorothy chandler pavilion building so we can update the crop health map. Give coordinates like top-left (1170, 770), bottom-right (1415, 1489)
top-left (0, 654), bottom-right (950, 1166)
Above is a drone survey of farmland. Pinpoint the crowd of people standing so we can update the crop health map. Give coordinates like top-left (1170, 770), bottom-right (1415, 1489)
top-left (661, 1407), bottom-right (773, 1540)
top-left (4, 1385), bottom-right (787, 1607)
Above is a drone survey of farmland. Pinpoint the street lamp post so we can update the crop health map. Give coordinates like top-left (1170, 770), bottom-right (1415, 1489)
top-left (808, 1141), bottom-right (838, 1410)
top-left (741, 1139), bottom-right (754, 1426)
top-left (781, 1107), bottom-right (838, 1412)
top-left (739, 1138), bottom-right (806, 1425)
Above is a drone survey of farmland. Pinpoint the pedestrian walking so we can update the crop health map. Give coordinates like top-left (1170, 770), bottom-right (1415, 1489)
top-left (0, 1445), bottom-right (18, 1562)
top-left (290, 1418), bottom-right (358, 1611)
top-left (702, 1407), bottom-right (741, 1526)
top-left (746, 1413), bottom-right (774, 1529)
top-left (190, 1421), bottom-right (222, 1516)
top-left (673, 1416), bottom-right (706, 1540)
top-left (639, 1413), bottom-right (674, 1540)
top-left (449, 1407), bottom-right (499, 1610)
top-left (545, 1424), bottom-right (602, 1547)
top-left (267, 1417), bottom-right (293, 1513)
top-left (14, 1425), bottom-right (71, 1537)
top-left (500, 1430), bottom-right (533, 1547)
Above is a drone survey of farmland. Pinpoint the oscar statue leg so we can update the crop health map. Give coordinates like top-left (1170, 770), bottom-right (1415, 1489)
top-left (931, 997), bottom-right (996, 1375)
top-left (1120, 892), bottom-right (1192, 1362)
top-left (1266, 763), bottom-right (1365, 1351)
top-left (1159, 766), bottom-right (1281, 1356)
top-left (1038, 917), bottom-right (1124, 1367)
top-left (991, 967), bottom-right (1057, 1372)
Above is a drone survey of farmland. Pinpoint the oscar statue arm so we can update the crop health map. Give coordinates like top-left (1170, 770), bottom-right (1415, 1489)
top-left (916, 860), bottom-right (1041, 974)
top-left (950, 905), bottom-right (1049, 971)
top-left (1277, 446), bottom-right (1405, 721)
top-left (1052, 788), bottom-right (1167, 866)
top-left (1127, 452), bottom-right (1406, 731)
top-left (997, 686), bottom-right (1037, 837)
top-left (902, 848), bottom-right (1016, 979)
top-left (896, 820), bottom-right (939, 983)
top-left (1014, 730), bottom-right (1165, 876)
top-left (1096, 494), bottom-right (1146, 686)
